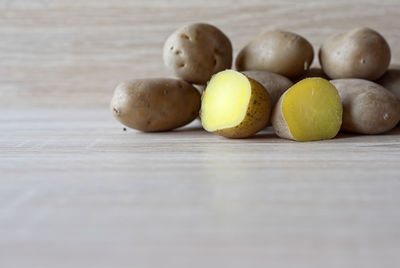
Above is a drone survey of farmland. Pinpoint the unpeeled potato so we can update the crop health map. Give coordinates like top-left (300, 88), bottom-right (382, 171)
top-left (241, 70), bottom-right (293, 106)
top-left (163, 23), bottom-right (232, 84)
top-left (111, 78), bottom-right (201, 132)
top-left (331, 79), bottom-right (400, 134)
top-left (319, 27), bottom-right (391, 80)
top-left (236, 30), bottom-right (314, 80)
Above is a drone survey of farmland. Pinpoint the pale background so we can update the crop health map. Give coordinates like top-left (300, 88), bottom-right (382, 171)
top-left (1, 0), bottom-right (400, 107)
top-left (1, 0), bottom-right (400, 267)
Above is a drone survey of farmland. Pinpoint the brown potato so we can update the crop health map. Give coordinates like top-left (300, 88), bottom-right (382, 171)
top-left (377, 67), bottom-right (400, 99)
top-left (110, 78), bottom-right (201, 132)
top-left (319, 27), bottom-right (391, 80)
top-left (294, 67), bottom-right (328, 82)
top-left (236, 30), bottom-right (314, 80)
top-left (241, 70), bottom-right (293, 106)
top-left (163, 23), bottom-right (232, 84)
top-left (331, 79), bottom-right (400, 134)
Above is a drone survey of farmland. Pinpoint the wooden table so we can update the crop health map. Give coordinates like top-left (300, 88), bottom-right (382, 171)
top-left (1, 1), bottom-right (399, 267)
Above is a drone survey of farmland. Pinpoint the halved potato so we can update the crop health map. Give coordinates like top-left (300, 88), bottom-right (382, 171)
top-left (200, 70), bottom-right (271, 138)
top-left (272, 78), bottom-right (343, 141)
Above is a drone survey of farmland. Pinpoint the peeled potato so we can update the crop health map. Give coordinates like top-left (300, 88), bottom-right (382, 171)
top-left (272, 78), bottom-right (343, 142)
top-left (200, 70), bottom-right (271, 138)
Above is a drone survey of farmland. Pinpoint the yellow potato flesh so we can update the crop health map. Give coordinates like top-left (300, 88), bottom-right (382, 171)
top-left (283, 78), bottom-right (342, 141)
top-left (201, 70), bottom-right (251, 131)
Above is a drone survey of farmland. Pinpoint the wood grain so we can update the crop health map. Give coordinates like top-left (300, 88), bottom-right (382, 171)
top-left (1, 0), bottom-right (400, 107)
top-left (1, 108), bottom-right (400, 267)
top-left (1, 1), bottom-right (400, 267)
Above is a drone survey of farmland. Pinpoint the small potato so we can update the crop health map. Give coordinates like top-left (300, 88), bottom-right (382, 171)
top-left (236, 30), bottom-right (314, 80)
top-left (319, 27), bottom-right (391, 80)
top-left (377, 68), bottom-right (400, 99)
top-left (241, 70), bottom-right (293, 106)
top-left (163, 23), bottom-right (232, 84)
top-left (331, 79), bottom-right (400, 134)
top-left (272, 78), bottom-right (343, 142)
top-left (201, 70), bottom-right (271, 138)
top-left (110, 78), bottom-right (201, 132)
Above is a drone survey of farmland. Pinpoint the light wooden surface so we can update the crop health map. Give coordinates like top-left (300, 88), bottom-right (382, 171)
top-left (1, 1), bottom-right (400, 267)
top-left (1, 0), bottom-right (400, 108)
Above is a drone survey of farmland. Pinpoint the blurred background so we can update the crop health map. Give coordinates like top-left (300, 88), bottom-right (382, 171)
top-left (1, 0), bottom-right (399, 107)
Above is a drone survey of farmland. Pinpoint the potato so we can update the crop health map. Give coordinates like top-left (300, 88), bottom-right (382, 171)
top-left (377, 68), bottom-right (400, 99)
top-left (193, 84), bottom-right (206, 95)
top-left (110, 78), bottom-right (201, 132)
top-left (272, 78), bottom-right (343, 142)
top-left (330, 79), bottom-right (400, 134)
top-left (200, 70), bottom-right (271, 138)
top-left (319, 27), bottom-right (391, 80)
top-left (241, 70), bottom-right (293, 106)
top-left (236, 30), bottom-right (314, 80)
top-left (163, 23), bottom-right (232, 84)
top-left (295, 67), bottom-right (328, 82)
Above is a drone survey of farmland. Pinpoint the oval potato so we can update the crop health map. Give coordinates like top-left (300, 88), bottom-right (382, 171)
top-left (110, 78), bottom-right (201, 132)
top-left (241, 70), bottom-right (293, 106)
top-left (236, 30), bottom-right (314, 80)
top-left (163, 23), bottom-right (232, 84)
top-left (319, 27), bottom-right (391, 80)
top-left (331, 79), bottom-right (400, 134)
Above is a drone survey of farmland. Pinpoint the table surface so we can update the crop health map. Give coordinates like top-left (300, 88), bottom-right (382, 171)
top-left (1, 1), bottom-right (400, 267)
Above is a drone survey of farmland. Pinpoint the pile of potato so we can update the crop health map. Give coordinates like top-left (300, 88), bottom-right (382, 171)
top-left (110, 23), bottom-right (400, 141)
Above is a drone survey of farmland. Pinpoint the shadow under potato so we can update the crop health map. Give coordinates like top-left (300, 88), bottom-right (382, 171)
top-left (171, 126), bottom-right (205, 133)
top-left (336, 125), bottom-right (400, 138)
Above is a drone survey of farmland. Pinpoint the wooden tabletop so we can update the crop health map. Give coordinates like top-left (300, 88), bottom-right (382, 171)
top-left (1, 1), bottom-right (400, 267)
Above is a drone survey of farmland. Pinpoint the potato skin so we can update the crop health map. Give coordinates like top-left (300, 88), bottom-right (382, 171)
top-left (331, 79), bottom-right (400, 134)
top-left (271, 90), bottom-right (295, 140)
top-left (319, 27), bottom-right (391, 80)
top-left (295, 67), bottom-right (328, 82)
top-left (215, 77), bottom-right (271, 138)
top-left (163, 23), bottom-right (232, 84)
top-left (110, 78), bottom-right (201, 132)
top-left (377, 68), bottom-right (400, 99)
top-left (241, 70), bottom-right (293, 106)
top-left (236, 30), bottom-right (314, 80)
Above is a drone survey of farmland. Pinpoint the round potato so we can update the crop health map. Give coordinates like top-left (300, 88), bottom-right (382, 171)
top-left (110, 78), bottom-right (201, 132)
top-left (319, 27), bottom-right (391, 80)
top-left (163, 23), bottom-right (232, 84)
top-left (241, 70), bottom-right (293, 106)
top-left (236, 30), bottom-right (314, 80)
top-left (377, 68), bottom-right (400, 99)
top-left (331, 79), bottom-right (400, 134)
